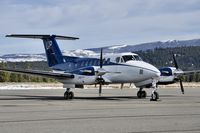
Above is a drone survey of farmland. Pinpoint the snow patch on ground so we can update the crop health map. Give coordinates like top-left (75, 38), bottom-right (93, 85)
top-left (0, 83), bottom-right (64, 90)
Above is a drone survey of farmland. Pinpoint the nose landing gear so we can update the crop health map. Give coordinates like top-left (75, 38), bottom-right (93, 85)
top-left (150, 91), bottom-right (159, 101)
top-left (150, 79), bottom-right (159, 101)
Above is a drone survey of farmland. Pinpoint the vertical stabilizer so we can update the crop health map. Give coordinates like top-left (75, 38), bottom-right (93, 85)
top-left (6, 34), bottom-right (79, 67)
top-left (43, 36), bottom-right (64, 67)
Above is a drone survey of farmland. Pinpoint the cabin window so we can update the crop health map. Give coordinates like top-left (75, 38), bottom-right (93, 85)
top-left (81, 61), bottom-right (85, 67)
top-left (103, 58), bottom-right (108, 65)
top-left (74, 63), bottom-right (78, 69)
top-left (85, 61), bottom-right (88, 67)
top-left (88, 60), bottom-right (93, 66)
top-left (106, 58), bottom-right (110, 64)
top-left (115, 57), bottom-right (120, 63)
top-left (93, 59), bottom-right (97, 66)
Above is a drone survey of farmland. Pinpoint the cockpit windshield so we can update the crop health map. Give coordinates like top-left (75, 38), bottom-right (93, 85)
top-left (133, 55), bottom-right (142, 61)
top-left (122, 55), bottom-right (142, 62)
top-left (122, 55), bottom-right (134, 62)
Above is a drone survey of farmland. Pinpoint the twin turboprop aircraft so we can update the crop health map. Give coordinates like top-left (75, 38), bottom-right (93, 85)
top-left (0, 34), bottom-right (161, 101)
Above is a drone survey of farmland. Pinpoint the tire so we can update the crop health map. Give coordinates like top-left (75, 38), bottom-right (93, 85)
top-left (64, 91), bottom-right (69, 100)
top-left (137, 91), bottom-right (142, 98)
top-left (150, 92), bottom-right (159, 101)
top-left (141, 91), bottom-right (147, 98)
top-left (69, 92), bottom-right (74, 99)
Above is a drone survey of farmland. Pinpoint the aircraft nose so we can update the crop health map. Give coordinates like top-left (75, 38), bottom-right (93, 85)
top-left (146, 63), bottom-right (161, 78)
top-left (152, 66), bottom-right (161, 77)
top-left (155, 69), bottom-right (161, 77)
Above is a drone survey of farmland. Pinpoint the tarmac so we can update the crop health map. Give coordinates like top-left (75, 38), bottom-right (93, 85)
top-left (0, 87), bottom-right (200, 133)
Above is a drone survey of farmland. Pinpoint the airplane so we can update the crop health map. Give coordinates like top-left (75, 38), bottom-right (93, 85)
top-left (0, 34), bottom-right (161, 101)
top-left (158, 54), bottom-right (200, 94)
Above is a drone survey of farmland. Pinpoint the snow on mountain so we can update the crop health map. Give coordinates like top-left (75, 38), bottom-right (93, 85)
top-left (62, 49), bottom-right (98, 57)
top-left (0, 49), bottom-right (98, 62)
top-left (108, 44), bottom-right (127, 50)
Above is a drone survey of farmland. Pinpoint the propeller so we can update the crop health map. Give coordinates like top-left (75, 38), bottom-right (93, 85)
top-left (100, 48), bottom-right (103, 68)
top-left (98, 48), bottom-right (104, 96)
top-left (172, 54), bottom-right (184, 94)
top-left (96, 48), bottom-right (120, 96)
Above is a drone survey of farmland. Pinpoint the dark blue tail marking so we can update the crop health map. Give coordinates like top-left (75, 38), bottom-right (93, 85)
top-left (43, 35), bottom-right (64, 67)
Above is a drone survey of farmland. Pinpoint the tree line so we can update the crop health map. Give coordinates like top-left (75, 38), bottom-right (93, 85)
top-left (0, 61), bottom-right (56, 82)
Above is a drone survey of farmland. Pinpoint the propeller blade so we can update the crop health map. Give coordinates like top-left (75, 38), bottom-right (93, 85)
top-left (173, 54), bottom-right (179, 69)
top-left (99, 82), bottom-right (102, 96)
top-left (100, 48), bottom-right (103, 68)
top-left (179, 79), bottom-right (184, 94)
top-left (98, 48), bottom-right (103, 96)
top-left (120, 83), bottom-right (124, 89)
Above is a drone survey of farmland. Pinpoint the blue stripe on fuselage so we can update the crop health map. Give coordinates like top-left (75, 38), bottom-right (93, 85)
top-left (52, 56), bottom-right (115, 71)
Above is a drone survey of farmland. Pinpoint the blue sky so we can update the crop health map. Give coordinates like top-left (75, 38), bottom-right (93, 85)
top-left (0, 0), bottom-right (200, 55)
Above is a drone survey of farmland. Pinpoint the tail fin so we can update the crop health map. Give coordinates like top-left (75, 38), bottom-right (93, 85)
top-left (6, 34), bottom-right (79, 67)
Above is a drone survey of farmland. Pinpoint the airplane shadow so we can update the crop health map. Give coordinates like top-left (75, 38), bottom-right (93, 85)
top-left (0, 94), bottom-right (64, 101)
top-left (74, 96), bottom-right (139, 101)
top-left (0, 94), bottom-right (178, 101)
top-left (0, 94), bottom-right (141, 101)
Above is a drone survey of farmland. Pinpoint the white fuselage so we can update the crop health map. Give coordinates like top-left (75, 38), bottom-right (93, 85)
top-left (58, 52), bottom-right (161, 88)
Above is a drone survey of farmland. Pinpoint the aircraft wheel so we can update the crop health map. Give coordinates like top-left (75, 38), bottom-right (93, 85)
top-left (68, 91), bottom-right (74, 99)
top-left (137, 91), bottom-right (142, 98)
top-left (150, 92), bottom-right (159, 101)
top-left (64, 91), bottom-right (69, 100)
top-left (137, 91), bottom-right (146, 98)
top-left (141, 91), bottom-right (147, 98)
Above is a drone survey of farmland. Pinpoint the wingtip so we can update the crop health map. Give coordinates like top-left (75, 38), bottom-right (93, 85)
top-left (5, 35), bottom-right (11, 37)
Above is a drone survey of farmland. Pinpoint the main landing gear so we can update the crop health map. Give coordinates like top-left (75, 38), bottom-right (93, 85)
top-left (64, 88), bottom-right (74, 100)
top-left (137, 88), bottom-right (147, 99)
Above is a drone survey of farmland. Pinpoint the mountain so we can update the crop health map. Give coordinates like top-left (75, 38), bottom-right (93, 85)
top-left (87, 39), bottom-right (200, 53)
top-left (1, 38), bottom-right (200, 62)
top-left (0, 50), bottom-right (97, 62)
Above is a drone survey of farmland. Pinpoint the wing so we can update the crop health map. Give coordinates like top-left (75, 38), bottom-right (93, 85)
top-left (0, 68), bottom-right (74, 79)
top-left (182, 70), bottom-right (200, 75)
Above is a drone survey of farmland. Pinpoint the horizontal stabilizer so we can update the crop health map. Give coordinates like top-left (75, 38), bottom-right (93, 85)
top-left (6, 34), bottom-right (79, 40)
